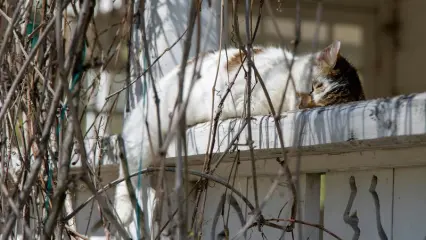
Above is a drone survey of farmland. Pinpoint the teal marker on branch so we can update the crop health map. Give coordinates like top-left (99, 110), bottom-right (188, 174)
top-left (27, 18), bottom-right (87, 220)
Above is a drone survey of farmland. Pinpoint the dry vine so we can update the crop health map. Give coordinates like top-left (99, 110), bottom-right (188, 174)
top-left (0, 0), bottom-right (341, 239)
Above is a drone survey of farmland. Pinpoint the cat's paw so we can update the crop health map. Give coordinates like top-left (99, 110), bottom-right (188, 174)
top-left (114, 195), bottom-right (134, 226)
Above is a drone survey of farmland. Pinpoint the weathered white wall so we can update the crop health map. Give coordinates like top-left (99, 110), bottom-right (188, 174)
top-left (393, 167), bottom-right (426, 239)
top-left (202, 174), bottom-right (321, 240)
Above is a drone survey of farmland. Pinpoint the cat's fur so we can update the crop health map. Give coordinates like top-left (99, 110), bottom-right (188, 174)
top-left (310, 54), bottom-right (365, 106)
top-left (114, 40), bottom-right (365, 227)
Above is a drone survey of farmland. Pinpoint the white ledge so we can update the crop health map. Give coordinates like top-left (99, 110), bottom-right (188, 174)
top-left (163, 92), bottom-right (426, 168)
top-left (63, 92), bottom-right (426, 174)
top-left (5, 93), bottom-right (426, 240)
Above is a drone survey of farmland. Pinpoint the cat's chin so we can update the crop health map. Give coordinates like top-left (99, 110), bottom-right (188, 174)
top-left (114, 194), bottom-right (134, 226)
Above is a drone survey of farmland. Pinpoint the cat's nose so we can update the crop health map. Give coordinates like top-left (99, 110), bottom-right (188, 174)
top-left (297, 92), bottom-right (313, 109)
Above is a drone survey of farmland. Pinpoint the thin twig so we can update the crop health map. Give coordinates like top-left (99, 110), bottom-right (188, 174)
top-left (64, 225), bottom-right (89, 240)
top-left (0, 12), bottom-right (57, 124)
top-left (1, 83), bottom-right (63, 240)
top-left (0, 0), bottom-right (25, 66)
top-left (244, 0), bottom-right (260, 215)
top-left (117, 134), bottom-right (147, 238)
top-left (173, 0), bottom-right (199, 237)
top-left (257, 218), bottom-right (343, 240)
top-left (194, 0), bottom-right (228, 233)
top-left (105, 27), bottom-right (189, 101)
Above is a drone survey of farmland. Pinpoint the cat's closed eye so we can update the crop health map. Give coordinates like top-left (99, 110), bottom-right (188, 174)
top-left (313, 81), bottom-right (324, 89)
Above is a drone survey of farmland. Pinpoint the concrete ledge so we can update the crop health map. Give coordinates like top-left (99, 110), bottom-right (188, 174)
top-left (36, 92), bottom-right (426, 175)
top-left (165, 92), bottom-right (426, 160)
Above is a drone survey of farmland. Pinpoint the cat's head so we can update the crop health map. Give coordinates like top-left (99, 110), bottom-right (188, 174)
top-left (299, 40), bottom-right (366, 109)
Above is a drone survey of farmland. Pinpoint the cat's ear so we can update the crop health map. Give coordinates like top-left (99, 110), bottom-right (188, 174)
top-left (316, 40), bottom-right (341, 68)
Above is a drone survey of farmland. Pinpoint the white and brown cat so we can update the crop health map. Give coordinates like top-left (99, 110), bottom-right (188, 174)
top-left (113, 40), bottom-right (365, 228)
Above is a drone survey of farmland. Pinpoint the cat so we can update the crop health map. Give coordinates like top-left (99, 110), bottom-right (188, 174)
top-left (113, 40), bottom-right (365, 229)
top-left (301, 45), bottom-right (366, 108)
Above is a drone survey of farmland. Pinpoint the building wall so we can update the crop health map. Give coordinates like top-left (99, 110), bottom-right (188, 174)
top-left (396, 0), bottom-right (426, 95)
